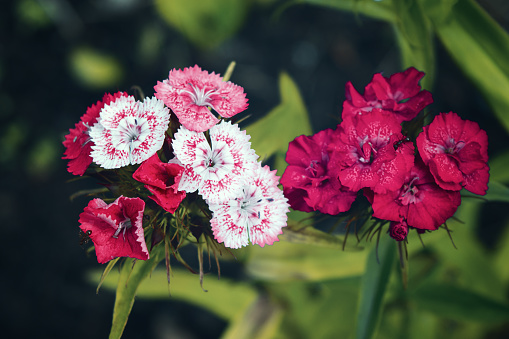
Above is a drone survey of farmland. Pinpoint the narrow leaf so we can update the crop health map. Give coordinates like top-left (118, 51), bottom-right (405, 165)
top-left (246, 72), bottom-right (312, 165)
top-left (96, 257), bottom-right (119, 294)
top-left (355, 236), bottom-right (396, 339)
top-left (295, 0), bottom-right (396, 22)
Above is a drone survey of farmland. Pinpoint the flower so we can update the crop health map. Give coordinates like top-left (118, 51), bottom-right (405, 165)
top-left (343, 67), bottom-right (433, 123)
top-left (328, 109), bottom-right (415, 193)
top-left (281, 129), bottom-right (357, 215)
top-left (370, 159), bottom-right (461, 230)
top-left (89, 96), bottom-right (170, 169)
top-left (209, 163), bottom-right (290, 248)
top-left (389, 220), bottom-right (409, 241)
top-left (416, 112), bottom-right (489, 195)
top-left (62, 92), bottom-right (127, 175)
top-left (172, 121), bottom-right (258, 203)
top-left (78, 196), bottom-right (149, 264)
top-left (154, 65), bottom-right (249, 132)
top-left (132, 154), bottom-right (186, 213)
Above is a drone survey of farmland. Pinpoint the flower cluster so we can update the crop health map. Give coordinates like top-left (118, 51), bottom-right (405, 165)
top-left (64, 65), bottom-right (289, 264)
top-left (281, 67), bottom-right (489, 241)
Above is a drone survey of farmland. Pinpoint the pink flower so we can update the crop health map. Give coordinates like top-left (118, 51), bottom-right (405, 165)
top-left (343, 67), bottom-right (433, 123)
top-left (209, 163), bottom-right (290, 249)
top-left (416, 112), bottom-right (489, 195)
top-left (62, 92), bottom-right (127, 175)
top-left (154, 65), bottom-right (249, 132)
top-left (89, 96), bottom-right (170, 169)
top-left (328, 109), bottom-right (415, 193)
top-left (172, 121), bottom-right (258, 203)
top-left (370, 159), bottom-right (461, 230)
top-left (281, 129), bottom-right (357, 215)
top-left (78, 196), bottom-right (149, 264)
top-left (132, 154), bottom-right (186, 213)
top-left (389, 220), bottom-right (408, 241)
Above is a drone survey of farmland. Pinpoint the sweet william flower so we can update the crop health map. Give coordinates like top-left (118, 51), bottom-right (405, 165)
top-left (281, 129), bottom-right (357, 215)
top-left (154, 65), bottom-right (248, 132)
top-left (343, 67), bottom-right (433, 123)
top-left (89, 96), bottom-right (170, 169)
top-left (132, 154), bottom-right (186, 213)
top-left (209, 163), bottom-right (290, 249)
top-left (62, 92), bottom-right (127, 175)
top-left (416, 112), bottom-right (489, 195)
top-left (172, 121), bottom-right (258, 203)
top-left (369, 159), bottom-right (461, 230)
top-left (329, 109), bottom-right (415, 194)
top-left (78, 196), bottom-right (149, 264)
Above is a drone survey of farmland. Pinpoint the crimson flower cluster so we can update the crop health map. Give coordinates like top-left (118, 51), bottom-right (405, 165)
top-left (281, 67), bottom-right (489, 241)
top-left (64, 65), bottom-right (289, 264)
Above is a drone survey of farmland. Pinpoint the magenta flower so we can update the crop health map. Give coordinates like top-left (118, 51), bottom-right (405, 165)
top-left (78, 196), bottom-right (149, 264)
top-left (328, 109), bottom-right (415, 194)
top-left (62, 92), bottom-right (127, 175)
top-left (89, 96), bottom-right (170, 169)
top-left (209, 163), bottom-right (290, 249)
top-left (370, 159), bottom-right (461, 230)
top-left (416, 112), bottom-right (489, 195)
top-left (154, 65), bottom-right (248, 132)
top-left (389, 220), bottom-right (409, 241)
top-left (343, 67), bottom-right (433, 123)
top-left (281, 129), bottom-right (357, 215)
top-left (132, 154), bottom-right (186, 213)
top-left (172, 121), bottom-right (258, 204)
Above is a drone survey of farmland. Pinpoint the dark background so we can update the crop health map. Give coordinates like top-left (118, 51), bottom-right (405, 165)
top-left (2, 0), bottom-right (509, 338)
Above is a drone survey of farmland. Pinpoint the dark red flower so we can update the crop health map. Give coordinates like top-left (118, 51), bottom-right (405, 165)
top-left (62, 92), bottom-right (127, 175)
top-left (343, 67), bottom-right (433, 123)
top-left (416, 112), bottom-right (489, 195)
top-left (78, 196), bottom-right (149, 264)
top-left (281, 129), bottom-right (357, 215)
top-left (328, 109), bottom-right (415, 194)
top-left (132, 154), bottom-right (186, 213)
top-left (389, 220), bottom-right (408, 241)
top-left (371, 159), bottom-right (461, 230)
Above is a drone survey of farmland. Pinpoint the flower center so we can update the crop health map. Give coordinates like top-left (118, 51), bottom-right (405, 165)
top-left (441, 138), bottom-right (466, 155)
top-left (358, 139), bottom-right (377, 164)
top-left (399, 176), bottom-right (420, 205)
top-left (183, 83), bottom-right (219, 110)
top-left (113, 218), bottom-right (132, 240)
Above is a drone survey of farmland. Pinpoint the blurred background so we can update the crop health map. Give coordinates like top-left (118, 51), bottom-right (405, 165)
top-left (2, 0), bottom-right (509, 338)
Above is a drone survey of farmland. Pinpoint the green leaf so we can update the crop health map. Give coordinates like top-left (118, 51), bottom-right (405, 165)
top-left (411, 283), bottom-right (509, 323)
top-left (494, 217), bottom-right (509, 284)
top-left (355, 235), bottom-right (396, 339)
top-left (426, 0), bottom-right (509, 132)
top-left (221, 296), bottom-right (284, 339)
top-left (392, 0), bottom-right (435, 89)
top-left (461, 180), bottom-right (509, 203)
top-left (89, 267), bottom-right (257, 321)
top-left (246, 238), bottom-right (368, 282)
top-left (489, 151), bottom-right (509, 184)
top-left (108, 247), bottom-right (164, 339)
top-left (154, 0), bottom-right (248, 50)
top-left (294, 0), bottom-right (396, 22)
top-left (69, 47), bottom-right (123, 89)
top-left (246, 72), bottom-right (312, 170)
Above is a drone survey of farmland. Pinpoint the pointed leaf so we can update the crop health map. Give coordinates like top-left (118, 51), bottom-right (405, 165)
top-left (489, 151), bottom-right (509, 184)
top-left (355, 235), bottom-right (396, 339)
top-left (246, 72), bottom-right (312, 166)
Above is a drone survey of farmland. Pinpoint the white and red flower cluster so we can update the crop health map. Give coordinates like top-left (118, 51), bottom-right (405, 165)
top-left (281, 67), bottom-right (489, 241)
top-left (64, 65), bottom-right (289, 263)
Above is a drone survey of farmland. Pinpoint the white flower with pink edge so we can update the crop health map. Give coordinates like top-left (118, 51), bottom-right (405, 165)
top-left (172, 121), bottom-right (258, 204)
top-left (89, 96), bottom-right (170, 169)
top-left (209, 163), bottom-right (290, 249)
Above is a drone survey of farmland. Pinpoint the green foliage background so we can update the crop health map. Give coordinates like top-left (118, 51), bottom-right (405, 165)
top-left (3, 0), bottom-right (509, 338)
